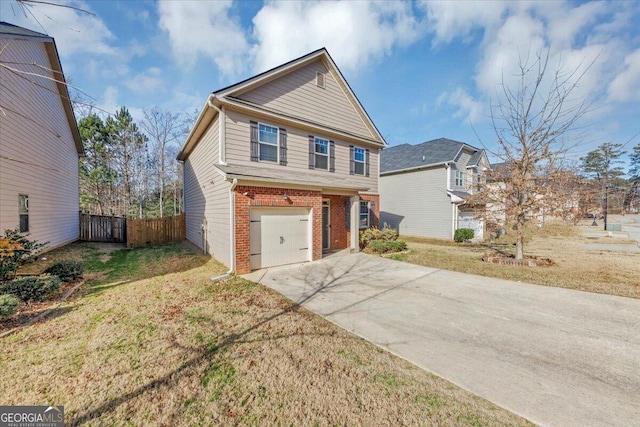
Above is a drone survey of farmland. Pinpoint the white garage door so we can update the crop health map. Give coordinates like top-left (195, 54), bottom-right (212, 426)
top-left (458, 211), bottom-right (484, 239)
top-left (250, 207), bottom-right (312, 270)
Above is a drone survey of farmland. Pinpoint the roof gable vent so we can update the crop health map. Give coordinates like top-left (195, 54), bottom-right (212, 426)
top-left (316, 71), bottom-right (325, 88)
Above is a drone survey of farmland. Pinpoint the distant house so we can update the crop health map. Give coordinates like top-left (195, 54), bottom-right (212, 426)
top-left (380, 138), bottom-right (490, 239)
top-left (177, 48), bottom-right (385, 274)
top-left (0, 22), bottom-right (83, 249)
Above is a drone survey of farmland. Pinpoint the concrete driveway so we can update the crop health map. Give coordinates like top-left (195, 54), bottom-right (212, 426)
top-left (244, 253), bottom-right (640, 427)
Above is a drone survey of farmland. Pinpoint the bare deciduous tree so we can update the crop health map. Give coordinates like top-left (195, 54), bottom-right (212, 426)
top-left (471, 49), bottom-right (591, 260)
top-left (141, 107), bottom-right (183, 218)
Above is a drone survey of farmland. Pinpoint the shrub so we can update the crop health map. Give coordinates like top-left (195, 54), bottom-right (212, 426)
top-left (454, 228), bottom-right (474, 242)
top-left (0, 228), bottom-right (48, 280)
top-left (44, 260), bottom-right (84, 282)
top-left (368, 239), bottom-right (408, 254)
top-left (360, 225), bottom-right (398, 247)
top-left (0, 294), bottom-right (20, 320)
top-left (0, 275), bottom-right (61, 302)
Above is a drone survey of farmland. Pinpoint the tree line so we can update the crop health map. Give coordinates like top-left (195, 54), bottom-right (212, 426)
top-left (77, 106), bottom-right (196, 218)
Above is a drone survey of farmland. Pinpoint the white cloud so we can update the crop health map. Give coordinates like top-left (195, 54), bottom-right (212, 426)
top-left (157, 0), bottom-right (248, 76)
top-left (437, 87), bottom-right (484, 123)
top-left (125, 67), bottom-right (166, 93)
top-left (425, 0), bottom-right (638, 127)
top-left (608, 49), bottom-right (640, 102)
top-left (0, 0), bottom-right (116, 57)
top-left (421, 0), bottom-right (510, 45)
top-left (251, 1), bottom-right (421, 73)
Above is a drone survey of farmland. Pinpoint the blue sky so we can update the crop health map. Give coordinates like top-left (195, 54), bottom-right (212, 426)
top-left (2, 0), bottom-right (639, 166)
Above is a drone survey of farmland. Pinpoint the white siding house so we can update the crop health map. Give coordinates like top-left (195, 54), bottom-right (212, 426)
top-left (0, 22), bottom-right (83, 249)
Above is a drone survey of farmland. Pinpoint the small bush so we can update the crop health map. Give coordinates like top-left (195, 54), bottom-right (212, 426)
top-left (454, 228), bottom-right (474, 242)
top-left (360, 225), bottom-right (398, 247)
top-left (368, 239), bottom-right (408, 254)
top-left (44, 260), bottom-right (84, 282)
top-left (0, 275), bottom-right (62, 302)
top-left (0, 294), bottom-right (20, 320)
top-left (0, 228), bottom-right (48, 280)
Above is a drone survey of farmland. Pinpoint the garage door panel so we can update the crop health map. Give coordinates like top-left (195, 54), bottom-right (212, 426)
top-left (249, 208), bottom-right (311, 270)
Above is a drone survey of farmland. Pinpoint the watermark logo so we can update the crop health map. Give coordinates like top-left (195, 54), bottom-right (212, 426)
top-left (0, 405), bottom-right (64, 427)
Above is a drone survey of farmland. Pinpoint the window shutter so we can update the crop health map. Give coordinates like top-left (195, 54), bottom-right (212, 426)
top-left (329, 140), bottom-right (335, 172)
top-left (365, 149), bottom-right (370, 177)
top-left (345, 198), bottom-right (350, 229)
top-left (308, 135), bottom-right (315, 169)
top-left (349, 145), bottom-right (355, 175)
top-left (250, 121), bottom-right (259, 162)
top-left (279, 128), bottom-right (287, 166)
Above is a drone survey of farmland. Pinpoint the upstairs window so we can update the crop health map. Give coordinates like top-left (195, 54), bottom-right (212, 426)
top-left (455, 170), bottom-right (465, 187)
top-left (258, 124), bottom-right (278, 162)
top-left (19, 194), bottom-right (29, 232)
top-left (314, 137), bottom-right (329, 170)
top-left (353, 147), bottom-right (365, 175)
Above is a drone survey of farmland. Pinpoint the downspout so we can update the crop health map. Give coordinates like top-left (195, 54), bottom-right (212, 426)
top-left (212, 178), bottom-right (237, 282)
top-left (207, 95), bottom-right (227, 166)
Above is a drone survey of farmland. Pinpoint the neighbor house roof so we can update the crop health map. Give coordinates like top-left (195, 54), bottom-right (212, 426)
top-left (178, 47), bottom-right (385, 161)
top-left (0, 21), bottom-right (83, 155)
top-left (381, 138), bottom-right (482, 174)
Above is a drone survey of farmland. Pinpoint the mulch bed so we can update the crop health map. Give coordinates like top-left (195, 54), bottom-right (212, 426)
top-left (482, 253), bottom-right (555, 267)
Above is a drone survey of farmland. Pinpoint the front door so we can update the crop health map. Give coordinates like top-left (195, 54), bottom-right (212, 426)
top-left (322, 200), bottom-right (330, 250)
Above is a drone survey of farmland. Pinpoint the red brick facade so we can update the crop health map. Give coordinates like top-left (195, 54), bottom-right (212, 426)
top-left (233, 185), bottom-right (379, 274)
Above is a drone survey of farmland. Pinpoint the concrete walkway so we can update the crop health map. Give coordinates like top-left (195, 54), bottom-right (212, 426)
top-left (244, 253), bottom-right (640, 427)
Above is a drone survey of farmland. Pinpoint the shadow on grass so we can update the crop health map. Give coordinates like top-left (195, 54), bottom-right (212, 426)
top-left (68, 256), bottom-right (427, 426)
top-left (1, 306), bottom-right (75, 333)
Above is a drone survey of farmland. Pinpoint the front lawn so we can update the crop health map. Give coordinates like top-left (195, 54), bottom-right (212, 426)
top-left (395, 222), bottom-right (639, 299)
top-left (0, 242), bottom-right (529, 426)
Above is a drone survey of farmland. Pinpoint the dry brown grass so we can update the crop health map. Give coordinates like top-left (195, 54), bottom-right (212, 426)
top-left (0, 243), bottom-right (529, 426)
top-left (398, 222), bottom-right (639, 299)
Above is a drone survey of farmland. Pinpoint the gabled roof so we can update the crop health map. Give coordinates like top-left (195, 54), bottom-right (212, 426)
top-left (178, 48), bottom-right (384, 161)
top-left (0, 21), bottom-right (83, 155)
top-left (381, 138), bottom-right (482, 174)
top-left (0, 21), bottom-right (50, 40)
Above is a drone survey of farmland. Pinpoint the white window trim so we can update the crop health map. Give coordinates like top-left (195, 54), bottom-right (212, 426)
top-left (258, 122), bottom-right (279, 163)
top-left (314, 137), bottom-right (329, 170)
top-left (353, 146), bottom-right (366, 176)
top-left (455, 170), bottom-right (465, 187)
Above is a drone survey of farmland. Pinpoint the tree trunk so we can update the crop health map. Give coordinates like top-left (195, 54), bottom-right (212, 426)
top-left (515, 221), bottom-right (524, 260)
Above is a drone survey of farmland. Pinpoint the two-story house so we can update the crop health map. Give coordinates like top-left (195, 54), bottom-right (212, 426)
top-left (0, 22), bottom-right (83, 249)
top-left (177, 48), bottom-right (385, 274)
top-left (379, 138), bottom-right (490, 239)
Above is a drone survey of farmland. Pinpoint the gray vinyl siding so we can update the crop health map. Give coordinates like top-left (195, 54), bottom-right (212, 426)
top-left (225, 110), bottom-right (379, 193)
top-left (450, 149), bottom-right (473, 191)
top-left (0, 37), bottom-right (79, 249)
top-left (380, 168), bottom-right (453, 239)
top-left (237, 60), bottom-right (374, 140)
top-left (183, 116), bottom-right (232, 267)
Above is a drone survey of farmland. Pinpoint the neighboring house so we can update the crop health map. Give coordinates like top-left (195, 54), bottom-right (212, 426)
top-left (0, 22), bottom-right (83, 249)
top-left (177, 48), bottom-right (385, 274)
top-left (380, 138), bottom-right (490, 239)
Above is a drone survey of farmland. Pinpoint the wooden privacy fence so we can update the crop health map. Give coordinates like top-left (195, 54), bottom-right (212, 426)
top-left (80, 213), bottom-right (126, 243)
top-left (126, 214), bottom-right (185, 248)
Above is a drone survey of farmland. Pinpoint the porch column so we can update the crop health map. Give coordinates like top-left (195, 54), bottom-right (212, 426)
top-left (350, 194), bottom-right (360, 252)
